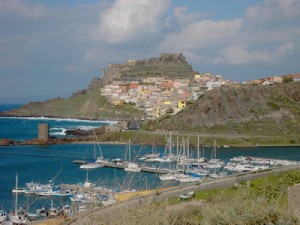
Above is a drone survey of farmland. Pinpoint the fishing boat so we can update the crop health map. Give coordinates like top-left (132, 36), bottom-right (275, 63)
top-left (35, 207), bottom-right (47, 218)
top-left (7, 174), bottom-right (28, 224)
top-left (47, 199), bottom-right (60, 218)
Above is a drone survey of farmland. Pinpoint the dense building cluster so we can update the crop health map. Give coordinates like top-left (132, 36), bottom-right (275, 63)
top-left (100, 73), bottom-right (233, 120)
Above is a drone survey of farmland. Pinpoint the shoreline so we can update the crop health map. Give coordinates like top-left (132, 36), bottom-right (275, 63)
top-left (0, 137), bottom-right (299, 148)
top-left (0, 114), bottom-right (119, 124)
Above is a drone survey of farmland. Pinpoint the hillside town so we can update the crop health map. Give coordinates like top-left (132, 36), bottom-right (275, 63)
top-left (100, 73), bottom-right (300, 120)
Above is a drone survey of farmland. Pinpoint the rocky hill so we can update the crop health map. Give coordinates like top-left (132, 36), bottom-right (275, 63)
top-left (144, 81), bottom-right (300, 137)
top-left (0, 53), bottom-right (197, 121)
top-left (101, 53), bottom-right (196, 84)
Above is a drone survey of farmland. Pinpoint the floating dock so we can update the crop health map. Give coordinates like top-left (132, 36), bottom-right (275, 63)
top-left (73, 160), bottom-right (170, 174)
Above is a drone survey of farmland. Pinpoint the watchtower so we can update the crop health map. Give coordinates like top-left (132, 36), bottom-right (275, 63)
top-left (38, 123), bottom-right (49, 141)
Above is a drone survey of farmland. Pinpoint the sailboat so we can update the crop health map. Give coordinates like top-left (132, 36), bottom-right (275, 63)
top-left (80, 135), bottom-right (106, 169)
top-left (124, 140), bottom-right (142, 172)
top-left (7, 174), bottom-right (28, 224)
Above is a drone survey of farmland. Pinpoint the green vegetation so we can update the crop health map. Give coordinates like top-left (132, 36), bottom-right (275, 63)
top-left (9, 88), bottom-right (144, 120)
top-left (267, 101), bottom-right (280, 110)
top-left (140, 82), bottom-right (300, 146)
top-left (72, 170), bottom-right (300, 225)
top-left (283, 77), bottom-right (294, 83)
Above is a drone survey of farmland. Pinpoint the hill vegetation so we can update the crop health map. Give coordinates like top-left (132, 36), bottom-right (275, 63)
top-left (69, 170), bottom-right (300, 225)
top-left (142, 81), bottom-right (300, 146)
top-left (1, 88), bottom-right (143, 121)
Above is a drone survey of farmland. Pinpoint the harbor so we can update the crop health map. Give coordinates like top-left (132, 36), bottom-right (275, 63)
top-left (1, 154), bottom-right (299, 224)
top-left (1, 129), bottom-right (300, 224)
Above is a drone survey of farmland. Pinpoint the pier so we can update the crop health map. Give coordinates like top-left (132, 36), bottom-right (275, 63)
top-left (74, 160), bottom-right (170, 174)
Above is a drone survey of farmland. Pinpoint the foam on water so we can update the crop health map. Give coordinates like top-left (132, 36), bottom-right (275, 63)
top-left (0, 116), bottom-right (118, 125)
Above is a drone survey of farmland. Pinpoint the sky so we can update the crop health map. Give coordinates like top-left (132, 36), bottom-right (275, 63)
top-left (0, 0), bottom-right (299, 103)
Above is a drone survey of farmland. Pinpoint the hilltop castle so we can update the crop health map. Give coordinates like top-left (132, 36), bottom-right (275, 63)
top-left (101, 53), bottom-right (196, 84)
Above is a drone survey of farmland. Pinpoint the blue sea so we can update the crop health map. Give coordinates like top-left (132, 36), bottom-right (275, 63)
top-left (0, 104), bottom-right (300, 213)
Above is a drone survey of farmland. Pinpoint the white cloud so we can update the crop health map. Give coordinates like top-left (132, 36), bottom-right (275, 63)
top-left (157, 0), bottom-right (300, 69)
top-left (159, 19), bottom-right (243, 51)
top-left (92, 0), bottom-right (170, 44)
top-left (245, 0), bottom-right (300, 25)
top-left (213, 42), bottom-right (295, 65)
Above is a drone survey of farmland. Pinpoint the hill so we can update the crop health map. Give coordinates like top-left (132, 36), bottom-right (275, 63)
top-left (68, 170), bottom-right (300, 225)
top-left (0, 82), bottom-right (143, 121)
top-left (102, 53), bottom-right (196, 83)
top-left (143, 81), bottom-right (300, 144)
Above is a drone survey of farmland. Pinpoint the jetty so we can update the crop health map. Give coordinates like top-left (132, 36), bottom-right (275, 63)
top-left (74, 160), bottom-right (170, 174)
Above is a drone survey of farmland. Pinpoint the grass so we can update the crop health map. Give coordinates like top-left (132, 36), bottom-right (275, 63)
top-left (70, 170), bottom-right (300, 225)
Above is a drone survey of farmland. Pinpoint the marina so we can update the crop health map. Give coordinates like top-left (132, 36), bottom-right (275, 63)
top-left (1, 115), bottom-right (300, 224)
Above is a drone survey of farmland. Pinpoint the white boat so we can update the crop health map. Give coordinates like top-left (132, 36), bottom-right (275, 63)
top-left (52, 189), bottom-right (72, 197)
top-left (80, 162), bottom-right (104, 169)
top-left (124, 140), bottom-right (142, 172)
top-left (47, 199), bottom-right (60, 218)
top-left (36, 190), bottom-right (60, 196)
top-left (35, 207), bottom-right (47, 218)
top-left (145, 157), bottom-right (164, 163)
top-left (80, 136), bottom-right (106, 169)
top-left (230, 156), bottom-right (249, 163)
top-left (70, 192), bottom-right (92, 203)
top-left (125, 162), bottom-right (142, 172)
top-left (7, 174), bottom-right (28, 225)
top-left (159, 173), bottom-right (175, 181)
top-left (0, 209), bottom-right (7, 223)
top-left (82, 170), bottom-right (96, 188)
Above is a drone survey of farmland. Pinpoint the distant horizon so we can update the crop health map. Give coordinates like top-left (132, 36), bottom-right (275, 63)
top-left (0, 95), bottom-right (67, 104)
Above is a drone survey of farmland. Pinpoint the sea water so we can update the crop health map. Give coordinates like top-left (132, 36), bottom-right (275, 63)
top-left (0, 104), bottom-right (300, 212)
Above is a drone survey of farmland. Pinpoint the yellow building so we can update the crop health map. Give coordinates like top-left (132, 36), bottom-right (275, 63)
top-left (177, 100), bottom-right (186, 109)
top-left (153, 106), bottom-right (161, 118)
top-left (163, 100), bottom-right (172, 105)
top-left (194, 74), bottom-right (202, 79)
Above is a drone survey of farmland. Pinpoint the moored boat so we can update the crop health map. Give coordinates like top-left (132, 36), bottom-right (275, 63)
top-left (0, 209), bottom-right (7, 223)
top-left (7, 174), bottom-right (28, 225)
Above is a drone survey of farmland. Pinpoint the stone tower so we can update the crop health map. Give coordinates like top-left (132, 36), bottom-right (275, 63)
top-left (38, 123), bottom-right (49, 141)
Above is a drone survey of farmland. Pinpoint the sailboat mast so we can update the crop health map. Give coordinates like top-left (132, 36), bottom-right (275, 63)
top-left (187, 137), bottom-right (190, 160)
top-left (169, 131), bottom-right (172, 155)
top-left (15, 173), bottom-right (18, 214)
top-left (197, 135), bottom-right (200, 160)
top-left (128, 139), bottom-right (131, 162)
top-left (214, 140), bottom-right (217, 159)
top-left (176, 136), bottom-right (179, 159)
